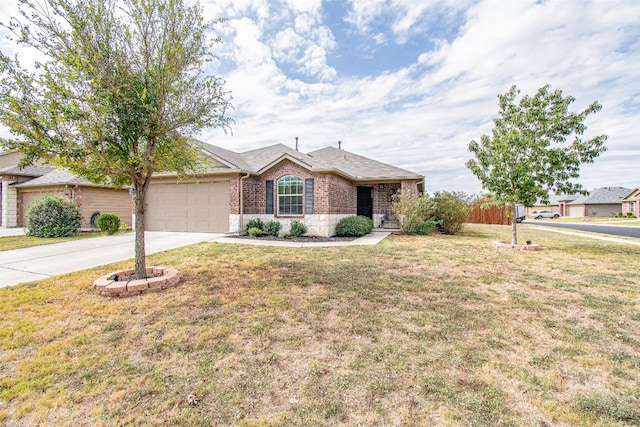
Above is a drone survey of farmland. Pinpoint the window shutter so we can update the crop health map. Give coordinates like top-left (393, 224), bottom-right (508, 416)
top-left (305, 178), bottom-right (314, 214)
top-left (265, 180), bottom-right (274, 214)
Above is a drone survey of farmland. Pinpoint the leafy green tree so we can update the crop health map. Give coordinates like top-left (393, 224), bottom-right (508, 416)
top-left (466, 85), bottom-right (607, 245)
top-left (0, 0), bottom-right (232, 278)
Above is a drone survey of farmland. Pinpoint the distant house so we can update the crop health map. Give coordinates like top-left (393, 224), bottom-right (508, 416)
top-left (566, 187), bottom-right (632, 218)
top-left (525, 194), bottom-right (579, 217)
top-left (0, 151), bottom-right (132, 229)
top-left (145, 142), bottom-right (424, 236)
top-left (621, 188), bottom-right (640, 217)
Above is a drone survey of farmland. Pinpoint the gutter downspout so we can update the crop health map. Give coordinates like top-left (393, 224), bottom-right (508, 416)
top-left (239, 172), bottom-right (251, 233)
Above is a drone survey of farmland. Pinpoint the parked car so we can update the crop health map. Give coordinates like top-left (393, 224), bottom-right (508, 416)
top-left (531, 210), bottom-right (560, 219)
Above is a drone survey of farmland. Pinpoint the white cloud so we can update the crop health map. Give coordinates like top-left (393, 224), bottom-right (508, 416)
top-left (2, 0), bottom-right (638, 194)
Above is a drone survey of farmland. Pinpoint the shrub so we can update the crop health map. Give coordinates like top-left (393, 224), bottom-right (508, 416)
top-left (391, 190), bottom-right (432, 234)
top-left (26, 194), bottom-right (81, 238)
top-left (415, 219), bottom-right (437, 236)
top-left (96, 213), bottom-right (121, 235)
top-left (278, 232), bottom-right (290, 238)
top-left (335, 215), bottom-right (373, 237)
top-left (626, 212), bottom-right (637, 218)
top-left (248, 227), bottom-right (263, 237)
top-left (289, 220), bottom-right (307, 237)
top-left (431, 191), bottom-right (471, 235)
top-left (246, 218), bottom-right (264, 231)
top-left (264, 220), bottom-right (282, 237)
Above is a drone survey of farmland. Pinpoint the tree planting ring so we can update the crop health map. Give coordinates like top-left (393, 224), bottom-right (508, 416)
top-left (93, 267), bottom-right (180, 297)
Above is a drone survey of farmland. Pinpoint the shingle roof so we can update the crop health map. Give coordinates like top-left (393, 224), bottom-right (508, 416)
top-left (535, 194), bottom-right (580, 205)
top-left (198, 142), bottom-right (423, 181)
top-left (308, 146), bottom-right (423, 180)
top-left (0, 164), bottom-right (52, 177)
top-left (199, 142), bottom-right (252, 171)
top-left (569, 187), bottom-right (632, 205)
top-left (11, 168), bottom-right (97, 188)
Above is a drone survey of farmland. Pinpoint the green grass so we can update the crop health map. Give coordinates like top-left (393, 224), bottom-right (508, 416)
top-left (0, 230), bottom-right (129, 251)
top-left (0, 223), bottom-right (638, 426)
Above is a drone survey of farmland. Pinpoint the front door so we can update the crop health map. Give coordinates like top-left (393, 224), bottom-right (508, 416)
top-left (357, 186), bottom-right (373, 218)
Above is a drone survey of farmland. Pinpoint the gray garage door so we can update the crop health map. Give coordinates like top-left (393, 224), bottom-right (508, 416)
top-left (145, 180), bottom-right (229, 232)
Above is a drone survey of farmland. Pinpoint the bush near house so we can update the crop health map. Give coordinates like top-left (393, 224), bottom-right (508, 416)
top-left (26, 194), bottom-right (81, 238)
top-left (248, 227), bottom-right (263, 237)
top-left (431, 191), bottom-right (471, 235)
top-left (289, 220), bottom-right (307, 237)
top-left (391, 190), bottom-right (470, 235)
top-left (246, 218), bottom-right (265, 231)
top-left (414, 219), bottom-right (437, 236)
top-left (336, 215), bottom-right (374, 237)
top-left (264, 220), bottom-right (282, 237)
top-left (391, 190), bottom-right (431, 234)
top-left (96, 213), bottom-right (121, 235)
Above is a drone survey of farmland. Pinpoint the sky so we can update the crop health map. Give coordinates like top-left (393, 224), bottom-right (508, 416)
top-left (1, 0), bottom-right (639, 195)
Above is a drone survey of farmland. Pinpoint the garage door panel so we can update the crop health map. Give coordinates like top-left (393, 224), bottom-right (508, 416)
top-left (145, 181), bottom-right (229, 232)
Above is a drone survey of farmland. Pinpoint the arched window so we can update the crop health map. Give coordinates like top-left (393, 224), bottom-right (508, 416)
top-left (277, 175), bottom-right (303, 216)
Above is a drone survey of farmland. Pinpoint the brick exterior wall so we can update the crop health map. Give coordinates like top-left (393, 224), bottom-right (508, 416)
top-left (235, 164), bottom-right (421, 217)
top-left (373, 183), bottom-right (401, 216)
top-left (230, 159), bottom-right (423, 235)
top-left (229, 175), bottom-right (240, 215)
top-left (326, 175), bottom-right (356, 215)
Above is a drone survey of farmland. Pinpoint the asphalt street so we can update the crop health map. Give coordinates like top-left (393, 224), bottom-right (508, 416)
top-left (528, 221), bottom-right (640, 238)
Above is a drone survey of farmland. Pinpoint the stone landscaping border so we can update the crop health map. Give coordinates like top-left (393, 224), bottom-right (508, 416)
top-left (493, 240), bottom-right (540, 251)
top-left (93, 266), bottom-right (180, 297)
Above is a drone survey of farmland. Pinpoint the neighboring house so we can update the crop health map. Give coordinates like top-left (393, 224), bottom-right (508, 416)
top-left (525, 194), bottom-right (579, 217)
top-left (566, 187), bottom-right (632, 218)
top-left (0, 151), bottom-right (132, 229)
top-left (621, 187), bottom-right (640, 217)
top-left (145, 142), bottom-right (424, 236)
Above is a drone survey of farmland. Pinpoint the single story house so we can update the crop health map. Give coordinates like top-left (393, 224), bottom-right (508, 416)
top-left (621, 187), bottom-right (640, 217)
top-left (0, 151), bottom-right (132, 229)
top-left (525, 194), bottom-right (579, 217)
top-left (145, 142), bottom-right (424, 236)
top-left (566, 186), bottom-right (631, 218)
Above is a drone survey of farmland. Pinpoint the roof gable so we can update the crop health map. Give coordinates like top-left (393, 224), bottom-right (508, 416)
top-left (622, 187), bottom-right (640, 201)
top-left (195, 142), bottom-right (423, 181)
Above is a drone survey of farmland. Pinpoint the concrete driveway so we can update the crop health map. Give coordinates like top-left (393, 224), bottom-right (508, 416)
top-left (0, 231), bottom-right (224, 288)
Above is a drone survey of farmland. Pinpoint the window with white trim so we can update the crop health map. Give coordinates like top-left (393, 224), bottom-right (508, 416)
top-left (277, 175), bottom-right (303, 216)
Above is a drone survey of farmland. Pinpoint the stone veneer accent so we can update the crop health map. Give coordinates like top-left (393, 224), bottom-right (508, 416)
top-left (1, 180), bottom-right (18, 228)
top-left (231, 214), bottom-right (353, 237)
top-left (93, 267), bottom-right (180, 297)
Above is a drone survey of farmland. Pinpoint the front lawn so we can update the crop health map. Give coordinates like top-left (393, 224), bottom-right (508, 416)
top-left (0, 230), bottom-right (128, 252)
top-left (1, 224), bottom-right (638, 426)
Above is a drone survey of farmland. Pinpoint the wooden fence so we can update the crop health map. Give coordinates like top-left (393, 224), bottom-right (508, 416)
top-left (467, 201), bottom-right (512, 225)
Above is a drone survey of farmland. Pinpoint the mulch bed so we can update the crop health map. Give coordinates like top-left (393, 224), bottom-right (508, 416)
top-left (229, 234), bottom-right (358, 243)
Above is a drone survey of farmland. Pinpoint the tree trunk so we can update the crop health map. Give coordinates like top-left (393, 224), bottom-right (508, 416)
top-left (133, 187), bottom-right (146, 279)
top-left (510, 203), bottom-right (518, 245)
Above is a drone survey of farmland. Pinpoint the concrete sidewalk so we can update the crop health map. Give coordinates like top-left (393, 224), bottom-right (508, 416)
top-left (0, 230), bottom-right (391, 288)
top-left (0, 231), bottom-right (224, 288)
